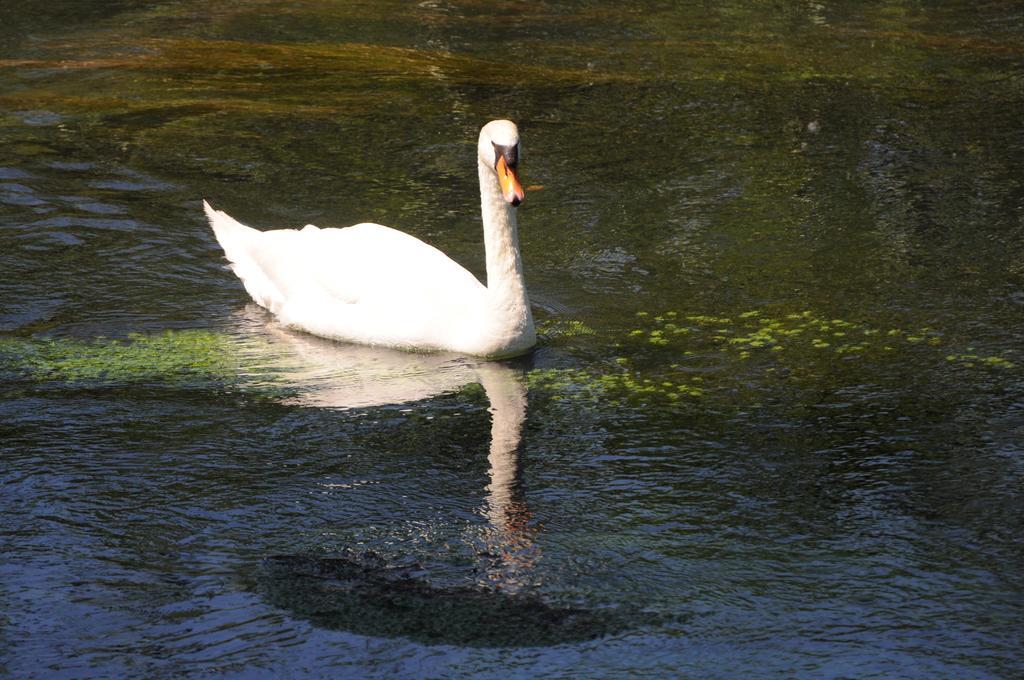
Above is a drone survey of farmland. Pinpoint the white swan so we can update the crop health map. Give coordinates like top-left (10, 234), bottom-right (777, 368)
top-left (204, 120), bottom-right (536, 358)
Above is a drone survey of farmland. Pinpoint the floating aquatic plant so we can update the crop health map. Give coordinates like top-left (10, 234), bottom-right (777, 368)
top-left (620, 309), bottom-right (1010, 367)
top-left (946, 353), bottom-right (1016, 370)
top-left (0, 308), bottom-right (1015, 412)
top-left (526, 363), bottom-right (705, 406)
top-left (523, 307), bottom-right (1017, 407)
top-left (0, 330), bottom-right (271, 387)
top-left (536, 319), bottom-right (596, 342)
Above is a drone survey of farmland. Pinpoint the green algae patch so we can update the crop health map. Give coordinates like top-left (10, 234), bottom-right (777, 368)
top-left (537, 319), bottom-right (596, 343)
top-left (620, 308), bottom-right (965, 366)
top-left (524, 307), bottom-right (1019, 410)
top-left (526, 365), bottom-right (706, 407)
top-left (946, 353), bottom-right (1016, 370)
top-left (0, 330), bottom-right (267, 387)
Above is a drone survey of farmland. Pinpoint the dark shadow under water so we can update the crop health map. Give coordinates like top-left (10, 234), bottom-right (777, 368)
top-left (256, 552), bottom-right (663, 648)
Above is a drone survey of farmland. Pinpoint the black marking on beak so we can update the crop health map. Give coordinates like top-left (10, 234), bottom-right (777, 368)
top-left (492, 142), bottom-right (519, 171)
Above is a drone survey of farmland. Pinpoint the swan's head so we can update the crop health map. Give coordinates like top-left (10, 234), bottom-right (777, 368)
top-left (479, 120), bottom-right (524, 207)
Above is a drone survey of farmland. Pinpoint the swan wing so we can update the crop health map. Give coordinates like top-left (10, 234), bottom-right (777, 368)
top-left (305, 222), bottom-right (484, 307)
top-left (204, 202), bottom-right (486, 348)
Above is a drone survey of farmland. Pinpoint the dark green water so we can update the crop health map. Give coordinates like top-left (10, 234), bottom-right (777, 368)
top-left (2, 1), bottom-right (1023, 677)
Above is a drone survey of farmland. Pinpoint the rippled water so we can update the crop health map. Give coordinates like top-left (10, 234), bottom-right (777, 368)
top-left (2, 1), bottom-right (1023, 677)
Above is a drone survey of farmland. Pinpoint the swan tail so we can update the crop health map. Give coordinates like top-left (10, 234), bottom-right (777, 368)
top-left (203, 200), bottom-right (286, 313)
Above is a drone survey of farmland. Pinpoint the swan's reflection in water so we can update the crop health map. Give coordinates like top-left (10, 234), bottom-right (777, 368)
top-left (477, 362), bottom-right (538, 591)
top-left (231, 308), bottom-right (538, 589)
top-left (237, 312), bottom-right (649, 645)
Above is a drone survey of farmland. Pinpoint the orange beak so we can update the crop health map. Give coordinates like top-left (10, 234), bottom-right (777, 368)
top-left (496, 156), bottom-right (525, 207)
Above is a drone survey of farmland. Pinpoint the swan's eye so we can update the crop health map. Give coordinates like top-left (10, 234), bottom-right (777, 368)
top-left (492, 142), bottom-right (519, 170)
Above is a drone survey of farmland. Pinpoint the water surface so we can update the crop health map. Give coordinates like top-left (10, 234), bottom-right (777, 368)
top-left (2, 1), bottom-right (1023, 677)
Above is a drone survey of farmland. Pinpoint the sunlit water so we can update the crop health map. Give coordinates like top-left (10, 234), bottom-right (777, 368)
top-left (2, 2), bottom-right (1023, 677)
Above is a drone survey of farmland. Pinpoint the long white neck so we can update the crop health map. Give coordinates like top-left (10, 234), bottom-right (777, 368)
top-left (478, 159), bottom-right (533, 330)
